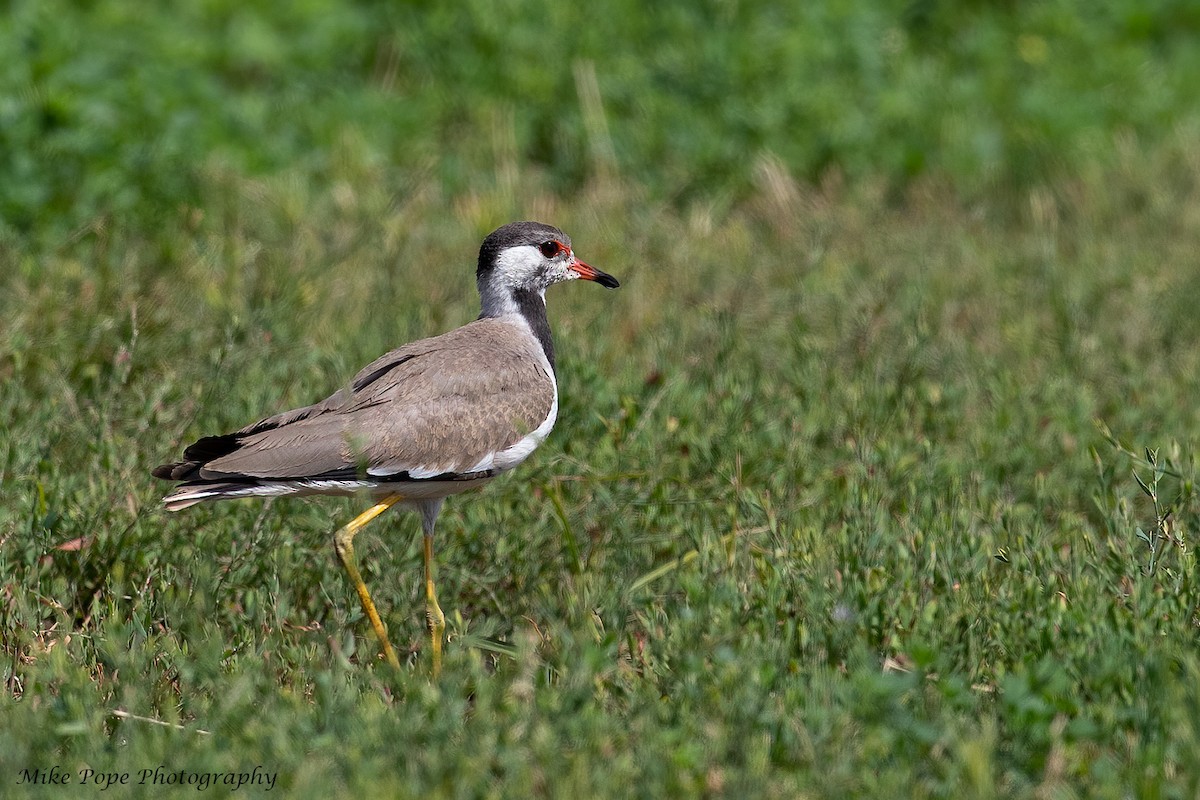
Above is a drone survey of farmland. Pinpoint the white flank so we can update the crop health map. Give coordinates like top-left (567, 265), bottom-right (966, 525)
top-left (466, 324), bottom-right (559, 473)
top-left (467, 389), bottom-right (558, 473)
top-left (366, 464), bottom-right (452, 479)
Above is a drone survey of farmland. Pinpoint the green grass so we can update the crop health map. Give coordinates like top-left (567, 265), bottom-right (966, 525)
top-left (6, 154), bottom-right (1200, 796)
top-left (5, 1), bottom-right (1200, 797)
top-left (4, 0), bottom-right (1200, 237)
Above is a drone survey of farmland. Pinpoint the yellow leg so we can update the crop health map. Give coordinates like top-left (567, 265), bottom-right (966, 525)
top-left (333, 495), bottom-right (403, 669)
top-left (424, 533), bottom-right (445, 677)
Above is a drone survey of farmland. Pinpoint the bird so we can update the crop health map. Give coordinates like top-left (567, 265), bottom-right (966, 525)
top-left (152, 221), bottom-right (619, 674)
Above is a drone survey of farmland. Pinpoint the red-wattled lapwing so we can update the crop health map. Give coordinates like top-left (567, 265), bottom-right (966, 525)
top-left (152, 221), bottom-right (619, 674)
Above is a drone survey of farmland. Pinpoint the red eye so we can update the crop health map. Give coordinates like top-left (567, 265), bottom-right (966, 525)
top-left (538, 240), bottom-right (561, 258)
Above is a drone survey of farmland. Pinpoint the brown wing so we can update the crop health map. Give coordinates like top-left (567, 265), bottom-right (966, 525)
top-left (153, 318), bottom-right (555, 483)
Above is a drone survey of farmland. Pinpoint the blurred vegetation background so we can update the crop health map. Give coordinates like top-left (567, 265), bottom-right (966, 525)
top-left (4, 0), bottom-right (1199, 239)
top-left (4, 1), bottom-right (1200, 797)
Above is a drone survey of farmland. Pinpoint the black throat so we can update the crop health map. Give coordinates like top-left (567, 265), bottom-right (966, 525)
top-left (512, 288), bottom-right (555, 372)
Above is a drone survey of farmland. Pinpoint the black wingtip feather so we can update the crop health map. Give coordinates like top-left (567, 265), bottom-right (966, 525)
top-left (151, 460), bottom-right (205, 481)
top-left (152, 433), bottom-right (244, 482)
top-left (182, 433), bottom-right (242, 463)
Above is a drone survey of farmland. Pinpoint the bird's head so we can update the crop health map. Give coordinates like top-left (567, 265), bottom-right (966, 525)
top-left (476, 222), bottom-right (618, 316)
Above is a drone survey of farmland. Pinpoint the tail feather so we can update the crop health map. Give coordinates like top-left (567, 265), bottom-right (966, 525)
top-left (162, 481), bottom-right (269, 511)
top-left (161, 478), bottom-right (380, 511)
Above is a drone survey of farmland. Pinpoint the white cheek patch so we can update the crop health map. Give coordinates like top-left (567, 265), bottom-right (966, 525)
top-left (494, 245), bottom-right (544, 285)
top-left (479, 244), bottom-right (544, 316)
